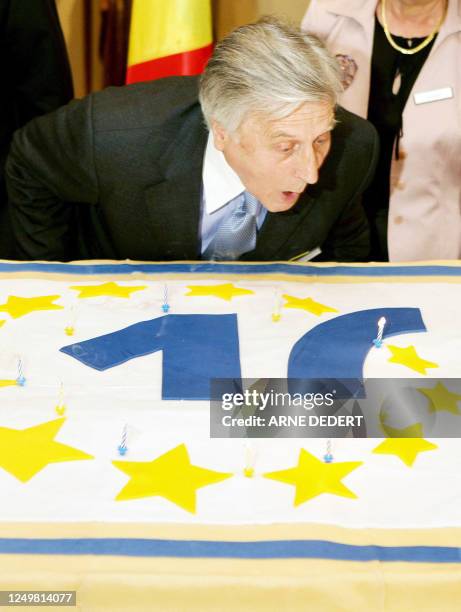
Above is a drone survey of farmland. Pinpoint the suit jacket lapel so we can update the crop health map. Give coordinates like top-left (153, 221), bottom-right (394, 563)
top-left (242, 194), bottom-right (317, 260)
top-left (144, 107), bottom-right (208, 260)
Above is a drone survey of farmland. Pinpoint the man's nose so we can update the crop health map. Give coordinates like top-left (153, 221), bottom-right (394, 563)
top-left (293, 148), bottom-right (319, 185)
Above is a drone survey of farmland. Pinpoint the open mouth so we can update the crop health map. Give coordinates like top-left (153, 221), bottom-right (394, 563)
top-left (281, 191), bottom-right (299, 201)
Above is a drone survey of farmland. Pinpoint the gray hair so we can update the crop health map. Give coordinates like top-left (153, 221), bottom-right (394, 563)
top-left (199, 16), bottom-right (342, 132)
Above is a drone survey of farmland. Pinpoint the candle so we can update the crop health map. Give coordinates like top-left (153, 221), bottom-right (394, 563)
top-left (271, 290), bottom-right (281, 322)
top-left (16, 357), bottom-right (26, 387)
top-left (372, 316), bottom-right (386, 348)
top-left (118, 424), bottom-right (128, 456)
top-left (55, 382), bottom-right (66, 416)
top-left (243, 442), bottom-right (257, 477)
top-left (64, 306), bottom-right (76, 336)
top-left (323, 439), bottom-right (333, 463)
top-left (162, 284), bottom-right (170, 313)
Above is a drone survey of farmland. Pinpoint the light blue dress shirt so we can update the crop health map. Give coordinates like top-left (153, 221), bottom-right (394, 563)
top-left (200, 133), bottom-right (267, 254)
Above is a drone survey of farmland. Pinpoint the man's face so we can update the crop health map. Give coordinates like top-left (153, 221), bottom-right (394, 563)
top-left (212, 101), bottom-right (334, 212)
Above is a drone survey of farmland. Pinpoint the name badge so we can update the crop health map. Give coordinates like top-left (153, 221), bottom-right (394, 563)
top-left (414, 87), bottom-right (453, 105)
top-left (290, 247), bottom-right (322, 263)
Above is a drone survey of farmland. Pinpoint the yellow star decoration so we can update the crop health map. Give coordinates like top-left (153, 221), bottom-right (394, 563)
top-left (185, 283), bottom-right (254, 302)
top-left (386, 344), bottom-right (439, 375)
top-left (380, 416), bottom-right (424, 439)
top-left (0, 295), bottom-right (63, 319)
top-left (112, 443), bottom-right (233, 513)
top-left (373, 438), bottom-right (438, 467)
top-left (417, 382), bottom-right (461, 415)
top-left (69, 282), bottom-right (147, 298)
top-left (0, 380), bottom-right (17, 388)
top-left (263, 448), bottom-right (362, 506)
top-left (0, 320), bottom-right (5, 328)
top-left (282, 294), bottom-right (338, 316)
top-left (0, 418), bottom-right (93, 482)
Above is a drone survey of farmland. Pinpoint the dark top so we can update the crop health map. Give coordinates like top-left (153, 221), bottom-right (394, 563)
top-left (364, 16), bottom-right (436, 260)
top-left (0, 0), bottom-right (74, 259)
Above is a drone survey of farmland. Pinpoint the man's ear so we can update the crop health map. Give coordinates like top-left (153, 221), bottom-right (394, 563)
top-left (210, 120), bottom-right (229, 151)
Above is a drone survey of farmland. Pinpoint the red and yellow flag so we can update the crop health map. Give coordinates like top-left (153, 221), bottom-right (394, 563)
top-left (126, 0), bottom-right (213, 84)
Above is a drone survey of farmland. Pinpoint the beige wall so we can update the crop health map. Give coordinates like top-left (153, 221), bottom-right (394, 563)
top-left (215, 0), bottom-right (309, 39)
top-left (56, 0), bottom-right (103, 98)
top-left (58, 0), bottom-right (311, 96)
top-left (56, 0), bottom-right (85, 97)
top-left (258, 0), bottom-right (308, 22)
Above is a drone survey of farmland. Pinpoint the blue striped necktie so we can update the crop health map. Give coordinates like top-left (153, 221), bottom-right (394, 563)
top-left (206, 191), bottom-right (259, 261)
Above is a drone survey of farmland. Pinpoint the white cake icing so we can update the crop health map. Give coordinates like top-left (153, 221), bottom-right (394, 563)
top-left (0, 262), bottom-right (460, 527)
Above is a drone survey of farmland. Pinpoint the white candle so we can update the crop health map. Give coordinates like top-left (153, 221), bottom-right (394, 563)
top-left (244, 442), bottom-right (257, 477)
top-left (377, 316), bottom-right (386, 343)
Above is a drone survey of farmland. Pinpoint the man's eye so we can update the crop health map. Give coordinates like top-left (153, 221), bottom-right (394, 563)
top-left (277, 144), bottom-right (293, 153)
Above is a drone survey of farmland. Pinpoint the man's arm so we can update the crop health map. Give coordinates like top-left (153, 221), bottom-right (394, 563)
top-left (6, 95), bottom-right (98, 261)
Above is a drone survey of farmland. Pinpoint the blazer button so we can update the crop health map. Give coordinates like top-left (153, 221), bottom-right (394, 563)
top-left (394, 215), bottom-right (403, 224)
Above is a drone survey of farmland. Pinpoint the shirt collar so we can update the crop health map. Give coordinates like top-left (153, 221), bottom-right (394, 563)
top-left (202, 132), bottom-right (245, 214)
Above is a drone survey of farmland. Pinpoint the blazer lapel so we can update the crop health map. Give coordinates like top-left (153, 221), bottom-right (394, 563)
top-left (241, 194), bottom-right (317, 261)
top-left (323, 0), bottom-right (376, 28)
top-left (431, 0), bottom-right (461, 52)
top-left (144, 107), bottom-right (208, 260)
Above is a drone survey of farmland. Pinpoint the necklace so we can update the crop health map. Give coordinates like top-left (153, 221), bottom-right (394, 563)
top-left (381, 0), bottom-right (447, 55)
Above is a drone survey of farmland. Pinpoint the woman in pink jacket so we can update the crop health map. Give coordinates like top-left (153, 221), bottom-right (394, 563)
top-left (302, 0), bottom-right (461, 261)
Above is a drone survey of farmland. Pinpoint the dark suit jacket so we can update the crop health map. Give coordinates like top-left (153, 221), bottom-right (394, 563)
top-left (0, 0), bottom-right (73, 259)
top-left (6, 76), bottom-right (378, 262)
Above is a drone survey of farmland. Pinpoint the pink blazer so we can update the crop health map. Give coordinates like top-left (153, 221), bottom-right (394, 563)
top-left (302, 0), bottom-right (461, 261)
